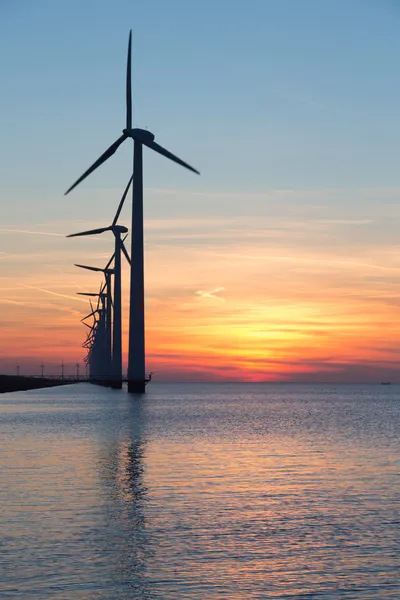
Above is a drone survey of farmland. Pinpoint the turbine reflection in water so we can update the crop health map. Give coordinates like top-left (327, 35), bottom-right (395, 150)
top-left (98, 401), bottom-right (151, 597)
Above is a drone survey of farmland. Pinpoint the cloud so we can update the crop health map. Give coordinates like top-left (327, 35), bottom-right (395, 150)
top-left (145, 186), bottom-right (344, 199)
top-left (0, 298), bottom-right (27, 306)
top-left (196, 287), bottom-right (226, 302)
top-left (315, 219), bottom-right (373, 226)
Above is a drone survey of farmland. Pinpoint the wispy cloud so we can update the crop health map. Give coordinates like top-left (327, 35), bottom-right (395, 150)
top-left (208, 251), bottom-right (400, 274)
top-left (0, 298), bottom-right (27, 306)
top-left (145, 186), bottom-right (345, 199)
top-left (196, 287), bottom-right (226, 302)
top-left (315, 219), bottom-right (373, 226)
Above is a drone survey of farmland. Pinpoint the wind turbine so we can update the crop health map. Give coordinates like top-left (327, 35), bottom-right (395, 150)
top-left (87, 310), bottom-right (105, 381)
top-left (65, 30), bottom-right (200, 393)
top-left (83, 272), bottom-right (113, 378)
top-left (83, 322), bottom-right (99, 380)
top-left (81, 298), bottom-right (100, 379)
top-left (68, 220), bottom-right (130, 388)
top-left (82, 309), bottom-right (98, 379)
top-left (76, 265), bottom-right (117, 382)
top-left (78, 290), bottom-right (110, 381)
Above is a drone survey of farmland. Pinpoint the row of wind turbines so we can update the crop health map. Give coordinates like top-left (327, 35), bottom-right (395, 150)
top-left (65, 31), bottom-right (199, 392)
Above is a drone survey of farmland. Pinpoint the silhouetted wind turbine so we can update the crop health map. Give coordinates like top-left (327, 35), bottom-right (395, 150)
top-left (78, 238), bottom-right (126, 384)
top-left (79, 268), bottom-right (113, 378)
top-left (68, 222), bottom-right (129, 388)
top-left (82, 316), bottom-right (100, 379)
top-left (78, 289), bottom-right (110, 380)
top-left (65, 30), bottom-right (200, 392)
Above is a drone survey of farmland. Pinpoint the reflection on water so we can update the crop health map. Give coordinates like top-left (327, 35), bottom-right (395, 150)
top-left (0, 383), bottom-right (399, 599)
top-left (98, 401), bottom-right (151, 598)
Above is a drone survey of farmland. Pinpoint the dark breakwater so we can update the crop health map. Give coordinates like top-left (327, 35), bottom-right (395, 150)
top-left (0, 375), bottom-right (73, 394)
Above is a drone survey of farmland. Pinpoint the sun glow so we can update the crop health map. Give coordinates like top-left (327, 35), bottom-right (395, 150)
top-left (2, 193), bottom-right (400, 381)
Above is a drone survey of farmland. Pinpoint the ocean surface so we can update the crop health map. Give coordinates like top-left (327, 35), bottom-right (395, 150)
top-left (0, 382), bottom-right (399, 599)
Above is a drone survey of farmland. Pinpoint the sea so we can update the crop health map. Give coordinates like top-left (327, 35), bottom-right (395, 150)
top-left (0, 382), bottom-right (398, 599)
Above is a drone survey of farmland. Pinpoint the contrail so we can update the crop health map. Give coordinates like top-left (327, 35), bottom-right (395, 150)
top-left (0, 228), bottom-right (66, 237)
top-left (19, 284), bottom-right (88, 303)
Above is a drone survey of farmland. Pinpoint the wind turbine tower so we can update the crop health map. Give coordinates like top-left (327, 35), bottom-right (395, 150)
top-left (65, 31), bottom-right (200, 392)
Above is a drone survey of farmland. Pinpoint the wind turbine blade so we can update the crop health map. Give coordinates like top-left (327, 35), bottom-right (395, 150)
top-left (97, 283), bottom-right (104, 311)
top-left (121, 239), bottom-right (131, 265)
top-left (77, 292), bottom-right (98, 297)
top-left (126, 30), bottom-right (132, 130)
top-left (144, 140), bottom-right (200, 175)
top-left (104, 252), bottom-right (115, 270)
top-left (81, 309), bottom-right (96, 321)
top-left (75, 264), bottom-right (104, 273)
top-left (81, 312), bottom-right (96, 322)
top-left (67, 227), bottom-right (111, 238)
top-left (65, 134), bottom-right (128, 195)
top-left (112, 175), bottom-right (133, 226)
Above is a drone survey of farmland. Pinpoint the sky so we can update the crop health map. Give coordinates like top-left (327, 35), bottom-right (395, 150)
top-left (1, 0), bottom-right (400, 381)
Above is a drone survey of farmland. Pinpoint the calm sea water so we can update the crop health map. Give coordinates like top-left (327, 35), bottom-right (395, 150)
top-left (0, 383), bottom-right (398, 599)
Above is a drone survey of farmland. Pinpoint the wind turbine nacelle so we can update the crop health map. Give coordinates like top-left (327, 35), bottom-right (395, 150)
top-left (113, 225), bottom-right (128, 234)
top-left (130, 128), bottom-right (155, 144)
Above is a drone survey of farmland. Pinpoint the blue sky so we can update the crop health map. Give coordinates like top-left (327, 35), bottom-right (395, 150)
top-left (1, 0), bottom-right (400, 224)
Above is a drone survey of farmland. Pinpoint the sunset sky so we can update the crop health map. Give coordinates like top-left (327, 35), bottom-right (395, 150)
top-left (1, 0), bottom-right (400, 381)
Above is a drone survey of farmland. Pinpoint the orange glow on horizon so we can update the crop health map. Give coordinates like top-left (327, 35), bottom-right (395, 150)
top-left (2, 208), bottom-right (400, 381)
